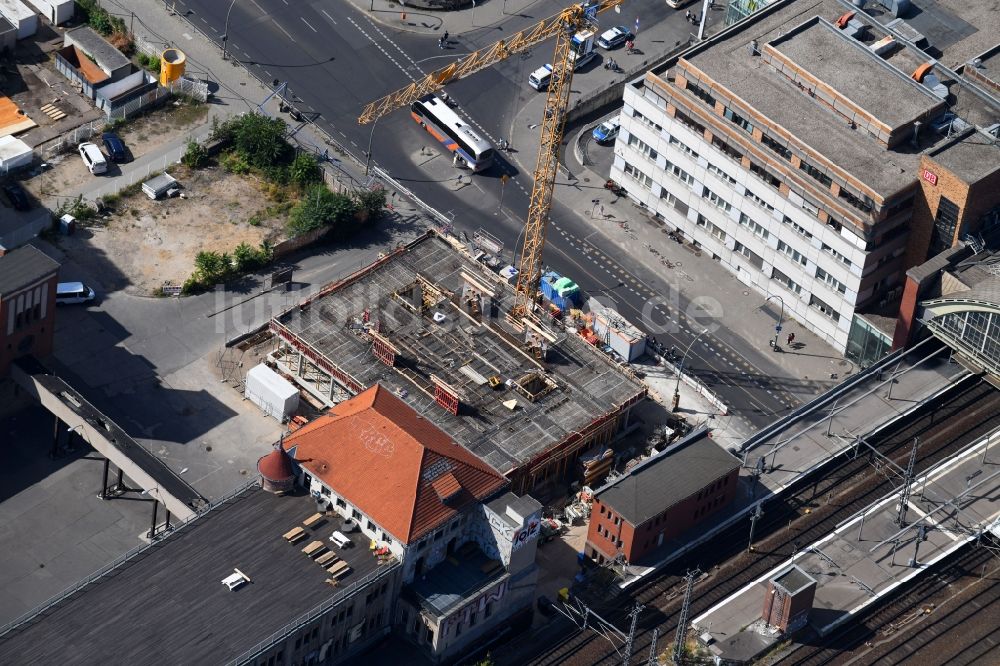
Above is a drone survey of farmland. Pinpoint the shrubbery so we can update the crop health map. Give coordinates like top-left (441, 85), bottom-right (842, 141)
top-left (183, 241), bottom-right (274, 293)
top-left (77, 0), bottom-right (126, 38)
top-left (181, 140), bottom-right (209, 169)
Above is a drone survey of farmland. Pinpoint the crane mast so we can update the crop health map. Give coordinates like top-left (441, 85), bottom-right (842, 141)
top-left (358, 1), bottom-right (625, 320)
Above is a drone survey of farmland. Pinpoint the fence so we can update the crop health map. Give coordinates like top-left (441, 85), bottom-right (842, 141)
top-left (35, 120), bottom-right (105, 162)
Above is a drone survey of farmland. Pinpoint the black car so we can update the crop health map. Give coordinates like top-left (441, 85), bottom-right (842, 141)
top-left (3, 182), bottom-right (31, 211)
top-left (101, 132), bottom-right (128, 162)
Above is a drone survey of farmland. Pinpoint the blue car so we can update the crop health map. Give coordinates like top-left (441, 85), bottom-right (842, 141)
top-left (101, 132), bottom-right (129, 162)
top-left (592, 117), bottom-right (621, 144)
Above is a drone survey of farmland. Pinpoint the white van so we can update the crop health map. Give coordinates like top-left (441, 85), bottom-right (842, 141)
top-left (78, 142), bottom-right (108, 175)
top-left (56, 282), bottom-right (95, 305)
top-left (529, 64), bottom-right (553, 91)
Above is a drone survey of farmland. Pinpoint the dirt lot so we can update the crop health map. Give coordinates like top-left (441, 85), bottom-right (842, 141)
top-left (59, 165), bottom-right (290, 295)
top-left (22, 101), bottom-right (209, 201)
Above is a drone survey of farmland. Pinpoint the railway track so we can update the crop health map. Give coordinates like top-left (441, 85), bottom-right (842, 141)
top-left (777, 536), bottom-right (1000, 666)
top-left (499, 378), bottom-right (1000, 666)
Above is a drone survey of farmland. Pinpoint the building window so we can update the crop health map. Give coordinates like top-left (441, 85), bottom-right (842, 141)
top-left (838, 187), bottom-right (874, 213)
top-left (627, 133), bottom-right (658, 161)
top-left (623, 162), bottom-right (653, 189)
top-left (707, 162), bottom-right (736, 185)
top-left (703, 188), bottom-right (731, 212)
top-left (744, 188), bottom-right (774, 212)
top-left (816, 267), bottom-right (848, 294)
top-left (809, 294), bottom-right (841, 321)
top-left (660, 188), bottom-right (689, 216)
top-left (668, 135), bottom-right (698, 158)
top-left (723, 106), bottom-right (754, 134)
top-left (685, 79), bottom-right (716, 108)
top-left (749, 162), bottom-right (781, 189)
top-left (712, 135), bottom-right (743, 162)
top-left (632, 108), bottom-right (663, 132)
top-left (760, 133), bottom-right (792, 161)
top-left (733, 241), bottom-right (764, 269)
top-left (336, 497), bottom-right (347, 508)
top-left (776, 240), bottom-right (807, 267)
top-left (673, 108), bottom-right (705, 135)
top-left (798, 159), bottom-right (833, 187)
top-left (696, 214), bottom-right (726, 241)
top-left (321, 486), bottom-right (331, 496)
top-left (821, 243), bottom-right (852, 267)
top-left (782, 215), bottom-right (813, 239)
top-left (665, 159), bottom-right (695, 186)
top-left (929, 196), bottom-right (960, 256)
top-left (352, 509), bottom-right (362, 519)
top-left (738, 212), bottom-right (769, 239)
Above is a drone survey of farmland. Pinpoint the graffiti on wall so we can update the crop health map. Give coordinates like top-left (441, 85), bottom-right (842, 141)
top-left (511, 516), bottom-right (541, 551)
top-left (442, 578), bottom-right (509, 634)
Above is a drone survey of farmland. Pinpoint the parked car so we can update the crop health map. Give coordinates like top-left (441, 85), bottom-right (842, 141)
top-left (3, 182), bottom-right (31, 210)
top-left (101, 132), bottom-right (128, 162)
top-left (56, 282), bottom-right (96, 305)
top-left (78, 142), bottom-right (107, 175)
top-left (592, 117), bottom-right (621, 143)
top-left (597, 25), bottom-right (633, 50)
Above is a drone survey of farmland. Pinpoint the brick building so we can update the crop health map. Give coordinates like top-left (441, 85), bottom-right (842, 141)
top-left (586, 429), bottom-right (741, 564)
top-left (0, 244), bottom-right (59, 378)
top-left (761, 564), bottom-right (817, 633)
top-left (612, 0), bottom-right (1000, 362)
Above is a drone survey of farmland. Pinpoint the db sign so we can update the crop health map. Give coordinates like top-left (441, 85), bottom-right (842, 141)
top-left (921, 169), bottom-right (938, 186)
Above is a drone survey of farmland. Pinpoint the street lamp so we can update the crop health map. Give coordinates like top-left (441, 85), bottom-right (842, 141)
top-left (222, 0), bottom-right (238, 61)
top-left (765, 295), bottom-right (785, 352)
top-left (364, 113), bottom-right (382, 177)
top-left (672, 328), bottom-right (709, 412)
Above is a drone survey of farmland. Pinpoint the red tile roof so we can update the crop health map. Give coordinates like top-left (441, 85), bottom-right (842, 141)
top-left (283, 385), bottom-right (507, 544)
top-left (257, 444), bottom-right (295, 481)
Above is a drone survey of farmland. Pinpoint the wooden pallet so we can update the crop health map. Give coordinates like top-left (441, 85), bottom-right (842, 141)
top-left (39, 103), bottom-right (66, 121)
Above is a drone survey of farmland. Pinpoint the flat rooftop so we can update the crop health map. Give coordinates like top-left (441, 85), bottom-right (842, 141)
top-left (868, 0), bottom-right (999, 70)
top-left (667, 0), bottom-right (1000, 199)
top-left (272, 232), bottom-right (646, 475)
top-left (694, 427), bottom-right (1000, 661)
top-left (594, 428), bottom-right (740, 526)
top-left (925, 129), bottom-right (1000, 183)
top-left (767, 18), bottom-right (943, 129)
top-left (772, 564), bottom-right (815, 595)
top-left (0, 244), bottom-right (58, 296)
top-left (0, 486), bottom-right (394, 663)
top-left (65, 26), bottom-right (130, 73)
top-left (404, 541), bottom-right (506, 617)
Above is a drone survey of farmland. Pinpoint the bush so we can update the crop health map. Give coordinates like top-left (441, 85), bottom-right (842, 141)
top-left (353, 188), bottom-right (387, 222)
top-left (287, 185), bottom-right (358, 237)
top-left (229, 113), bottom-right (290, 169)
top-left (55, 195), bottom-right (96, 223)
top-left (289, 152), bottom-right (321, 188)
top-left (182, 140), bottom-right (209, 169)
top-left (220, 151), bottom-right (252, 175)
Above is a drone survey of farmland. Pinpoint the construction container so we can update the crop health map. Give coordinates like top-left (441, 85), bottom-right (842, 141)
top-left (245, 364), bottom-right (299, 421)
top-left (540, 271), bottom-right (580, 310)
top-left (0, 135), bottom-right (33, 171)
top-left (24, 0), bottom-right (73, 25)
top-left (592, 306), bottom-right (646, 362)
top-left (0, 0), bottom-right (36, 39)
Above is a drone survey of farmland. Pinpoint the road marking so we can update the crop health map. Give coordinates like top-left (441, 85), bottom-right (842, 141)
top-left (301, 16), bottom-right (317, 32)
top-left (271, 18), bottom-right (292, 40)
top-left (321, 9), bottom-right (337, 25)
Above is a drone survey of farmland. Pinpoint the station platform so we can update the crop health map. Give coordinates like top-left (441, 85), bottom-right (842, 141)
top-left (619, 341), bottom-right (970, 585)
top-left (691, 427), bottom-right (1000, 662)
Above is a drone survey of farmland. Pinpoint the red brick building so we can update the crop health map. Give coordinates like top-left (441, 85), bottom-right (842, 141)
top-left (586, 429), bottom-right (741, 564)
top-left (0, 244), bottom-right (59, 378)
top-left (761, 564), bottom-right (817, 633)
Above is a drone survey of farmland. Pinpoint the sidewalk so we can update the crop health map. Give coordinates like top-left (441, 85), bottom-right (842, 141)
top-left (344, 0), bottom-right (548, 37)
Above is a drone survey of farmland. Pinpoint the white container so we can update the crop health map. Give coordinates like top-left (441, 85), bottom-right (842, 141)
top-left (592, 306), bottom-right (647, 362)
top-left (245, 364), bottom-right (299, 421)
top-left (25, 0), bottom-right (72, 24)
top-left (0, 0), bottom-right (36, 38)
top-left (0, 135), bottom-right (33, 171)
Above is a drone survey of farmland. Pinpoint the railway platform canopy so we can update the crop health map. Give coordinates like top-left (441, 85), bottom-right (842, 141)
top-left (692, 429), bottom-right (1000, 664)
top-left (618, 339), bottom-right (968, 585)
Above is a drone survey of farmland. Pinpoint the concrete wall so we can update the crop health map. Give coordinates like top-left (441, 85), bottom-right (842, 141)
top-left (0, 271), bottom-right (56, 377)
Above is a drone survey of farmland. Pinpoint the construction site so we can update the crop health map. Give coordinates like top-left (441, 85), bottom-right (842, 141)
top-left (251, 231), bottom-right (646, 496)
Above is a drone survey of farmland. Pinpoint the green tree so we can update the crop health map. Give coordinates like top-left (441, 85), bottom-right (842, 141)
top-left (289, 152), bottom-right (321, 188)
top-left (230, 113), bottom-right (290, 169)
top-left (286, 185), bottom-right (358, 237)
top-left (182, 140), bottom-right (209, 169)
top-left (232, 242), bottom-right (258, 272)
top-left (193, 250), bottom-right (229, 285)
top-left (353, 188), bottom-right (387, 222)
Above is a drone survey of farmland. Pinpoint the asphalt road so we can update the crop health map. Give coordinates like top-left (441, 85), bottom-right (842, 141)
top-left (169, 0), bottom-right (809, 428)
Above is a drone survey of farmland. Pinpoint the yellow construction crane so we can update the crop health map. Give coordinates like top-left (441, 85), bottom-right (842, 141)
top-left (359, 0), bottom-right (626, 319)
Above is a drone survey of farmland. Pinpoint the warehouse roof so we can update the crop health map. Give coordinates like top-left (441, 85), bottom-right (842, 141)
top-left (0, 244), bottom-right (58, 297)
top-left (593, 428), bottom-right (741, 526)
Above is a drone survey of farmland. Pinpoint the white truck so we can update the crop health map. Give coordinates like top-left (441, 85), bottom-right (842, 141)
top-left (527, 30), bottom-right (597, 90)
top-left (569, 30), bottom-right (597, 70)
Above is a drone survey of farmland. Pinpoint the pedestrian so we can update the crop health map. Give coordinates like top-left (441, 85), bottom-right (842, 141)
top-left (787, 332), bottom-right (795, 346)
top-left (685, 9), bottom-right (691, 21)
top-left (625, 39), bottom-right (633, 53)
top-left (438, 36), bottom-right (445, 49)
